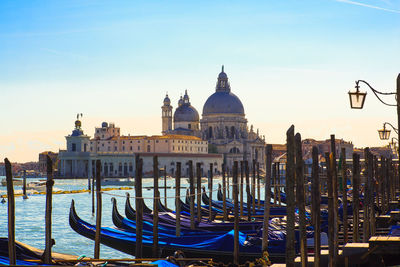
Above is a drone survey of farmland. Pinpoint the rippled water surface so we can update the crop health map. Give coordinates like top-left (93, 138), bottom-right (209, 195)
top-left (0, 176), bottom-right (237, 258)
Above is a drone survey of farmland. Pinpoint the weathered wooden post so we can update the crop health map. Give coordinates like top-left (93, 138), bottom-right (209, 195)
top-left (295, 133), bottom-right (307, 267)
top-left (208, 163), bottom-right (214, 221)
top-left (94, 159), bottom-right (102, 259)
top-left (352, 153), bottom-right (360, 242)
top-left (240, 161), bottom-right (244, 216)
top-left (135, 156), bottom-right (143, 258)
top-left (196, 162), bottom-right (202, 222)
top-left (245, 160), bottom-right (251, 221)
top-left (233, 161), bottom-right (239, 265)
top-left (153, 156), bottom-right (159, 257)
top-left (227, 167), bottom-right (230, 199)
top-left (23, 170), bottom-right (28, 199)
top-left (164, 165), bottom-right (167, 208)
top-left (252, 160), bottom-right (256, 214)
top-left (4, 158), bottom-right (16, 265)
top-left (312, 147), bottom-right (321, 267)
top-left (262, 145), bottom-right (272, 252)
top-left (326, 152), bottom-right (335, 266)
top-left (176, 162), bottom-right (181, 236)
top-left (367, 150), bottom-right (375, 237)
top-left (330, 135), bottom-right (339, 259)
top-left (92, 163), bottom-right (95, 216)
top-left (222, 163), bottom-right (228, 221)
top-left (272, 163), bottom-right (277, 206)
top-left (286, 125), bottom-right (295, 266)
top-left (44, 155), bottom-right (54, 264)
top-left (363, 148), bottom-right (370, 242)
top-left (341, 148), bottom-right (348, 244)
top-left (257, 162), bottom-right (261, 209)
top-left (188, 160), bottom-right (195, 229)
top-left (277, 162), bottom-right (281, 207)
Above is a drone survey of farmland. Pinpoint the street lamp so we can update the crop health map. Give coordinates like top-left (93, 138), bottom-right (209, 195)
top-left (378, 122), bottom-right (398, 140)
top-left (348, 74), bottom-right (400, 161)
top-left (348, 82), bottom-right (367, 109)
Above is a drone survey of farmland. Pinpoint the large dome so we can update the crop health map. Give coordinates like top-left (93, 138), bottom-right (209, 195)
top-left (202, 66), bottom-right (245, 116)
top-left (202, 91), bottom-right (244, 116)
top-left (174, 105), bottom-right (199, 122)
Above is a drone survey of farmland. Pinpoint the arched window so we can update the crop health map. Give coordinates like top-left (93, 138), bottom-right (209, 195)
top-left (229, 147), bottom-right (240, 154)
top-left (104, 163), bottom-right (108, 176)
top-left (208, 126), bottom-right (213, 138)
top-left (147, 145), bottom-right (151, 152)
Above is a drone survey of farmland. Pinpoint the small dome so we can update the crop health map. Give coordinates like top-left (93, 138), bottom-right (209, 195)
top-left (174, 105), bottom-right (199, 122)
top-left (163, 94), bottom-right (171, 105)
top-left (202, 91), bottom-right (245, 115)
top-left (101, 122), bottom-right (108, 128)
top-left (75, 120), bottom-right (82, 128)
top-left (178, 96), bottom-right (183, 107)
top-left (71, 129), bottom-right (83, 136)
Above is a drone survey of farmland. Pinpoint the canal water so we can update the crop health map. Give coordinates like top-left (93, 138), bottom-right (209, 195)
top-left (1, 176), bottom-right (259, 258)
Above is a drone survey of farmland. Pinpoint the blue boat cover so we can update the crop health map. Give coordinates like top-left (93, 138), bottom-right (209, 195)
top-left (150, 260), bottom-right (179, 266)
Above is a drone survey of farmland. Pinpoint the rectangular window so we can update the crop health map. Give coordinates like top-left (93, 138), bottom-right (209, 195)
top-left (130, 146), bottom-right (132, 151)
top-left (71, 143), bottom-right (76, 151)
top-left (108, 147), bottom-right (110, 151)
top-left (122, 146), bottom-right (125, 151)
top-left (114, 146), bottom-right (117, 151)
top-left (138, 146), bottom-right (140, 150)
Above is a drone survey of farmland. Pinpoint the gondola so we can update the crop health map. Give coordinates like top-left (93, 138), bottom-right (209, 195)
top-left (124, 195), bottom-right (264, 232)
top-left (70, 200), bottom-right (287, 263)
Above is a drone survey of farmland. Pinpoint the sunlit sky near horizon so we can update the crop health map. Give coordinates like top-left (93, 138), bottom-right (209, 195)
top-left (1, 0), bottom-right (399, 162)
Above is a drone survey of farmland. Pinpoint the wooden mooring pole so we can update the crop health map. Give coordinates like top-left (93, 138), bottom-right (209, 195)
top-left (208, 163), bottom-right (213, 221)
top-left (94, 159), bottom-right (102, 259)
top-left (327, 152), bottom-right (336, 267)
top-left (153, 156), bottom-right (159, 257)
top-left (312, 147), bottom-right (321, 267)
top-left (257, 162), bottom-right (260, 209)
top-left (363, 148), bottom-right (370, 242)
top-left (352, 153), bottom-right (360, 243)
top-left (233, 161), bottom-right (239, 265)
top-left (295, 133), bottom-right (307, 267)
top-left (23, 170), bottom-right (27, 199)
top-left (341, 148), bottom-right (348, 243)
top-left (5, 158), bottom-right (16, 265)
top-left (196, 163), bottom-right (202, 222)
top-left (92, 163), bottom-right (95, 216)
top-left (188, 160), bottom-right (195, 229)
top-left (330, 135), bottom-right (339, 260)
top-left (222, 163), bottom-right (228, 221)
top-left (164, 165), bottom-right (167, 208)
top-left (245, 160), bottom-right (251, 221)
top-left (176, 162), bottom-right (181, 237)
top-left (240, 161), bottom-right (244, 216)
top-left (44, 155), bottom-right (54, 264)
top-left (286, 125), bottom-right (295, 266)
top-left (135, 156), bottom-right (143, 258)
top-left (252, 159), bottom-right (256, 215)
top-left (262, 145), bottom-right (272, 252)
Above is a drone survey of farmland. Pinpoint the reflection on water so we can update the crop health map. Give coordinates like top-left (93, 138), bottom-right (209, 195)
top-left (0, 176), bottom-right (272, 258)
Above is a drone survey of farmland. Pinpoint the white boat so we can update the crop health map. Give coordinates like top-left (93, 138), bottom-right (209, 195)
top-left (1, 178), bottom-right (23, 187)
top-left (26, 181), bottom-right (47, 192)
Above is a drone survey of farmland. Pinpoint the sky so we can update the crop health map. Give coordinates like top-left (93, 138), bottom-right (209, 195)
top-left (0, 0), bottom-right (399, 162)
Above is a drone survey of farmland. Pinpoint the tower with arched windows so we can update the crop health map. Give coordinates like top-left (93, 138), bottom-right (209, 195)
top-left (161, 94), bottom-right (173, 135)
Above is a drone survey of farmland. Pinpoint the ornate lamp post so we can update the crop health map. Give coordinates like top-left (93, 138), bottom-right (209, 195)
top-left (348, 74), bottom-right (400, 160)
top-left (378, 122), bottom-right (398, 140)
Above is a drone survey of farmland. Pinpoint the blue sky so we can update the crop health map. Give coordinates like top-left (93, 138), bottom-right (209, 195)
top-left (0, 0), bottom-right (399, 162)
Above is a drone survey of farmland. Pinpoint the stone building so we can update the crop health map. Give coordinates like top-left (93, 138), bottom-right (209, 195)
top-left (200, 67), bottom-right (266, 169)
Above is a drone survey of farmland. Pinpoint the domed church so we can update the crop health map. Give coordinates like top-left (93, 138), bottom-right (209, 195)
top-left (162, 66), bottom-right (266, 169)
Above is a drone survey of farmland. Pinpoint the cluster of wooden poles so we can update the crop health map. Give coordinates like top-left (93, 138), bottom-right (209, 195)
top-left (4, 124), bottom-right (399, 266)
top-left (4, 156), bottom-right (55, 265)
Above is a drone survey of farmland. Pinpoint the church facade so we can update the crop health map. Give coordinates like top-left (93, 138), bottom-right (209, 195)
top-left (161, 66), bottom-right (266, 170)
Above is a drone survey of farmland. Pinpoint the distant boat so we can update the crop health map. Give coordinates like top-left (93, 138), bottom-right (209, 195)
top-left (26, 181), bottom-right (47, 192)
top-left (99, 178), bottom-right (134, 186)
top-left (1, 178), bottom-right (23, 187)
top-left (185, 177), bottom-right (208, 184)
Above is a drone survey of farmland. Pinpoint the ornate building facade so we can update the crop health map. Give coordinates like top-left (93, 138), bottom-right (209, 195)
top-left (162, 66), bottom-right (266, 169)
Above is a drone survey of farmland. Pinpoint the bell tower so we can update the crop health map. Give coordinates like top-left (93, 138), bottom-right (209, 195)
top-left (162, 93), bottom-right (173, 135)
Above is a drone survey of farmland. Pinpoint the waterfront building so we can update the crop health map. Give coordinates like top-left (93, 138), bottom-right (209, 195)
top-left (162, 66), bottom-right (266, 170)
top-left (58, 119), bottom-right (221, 178)
top-left (38, 151), bottom-right (59, 174)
